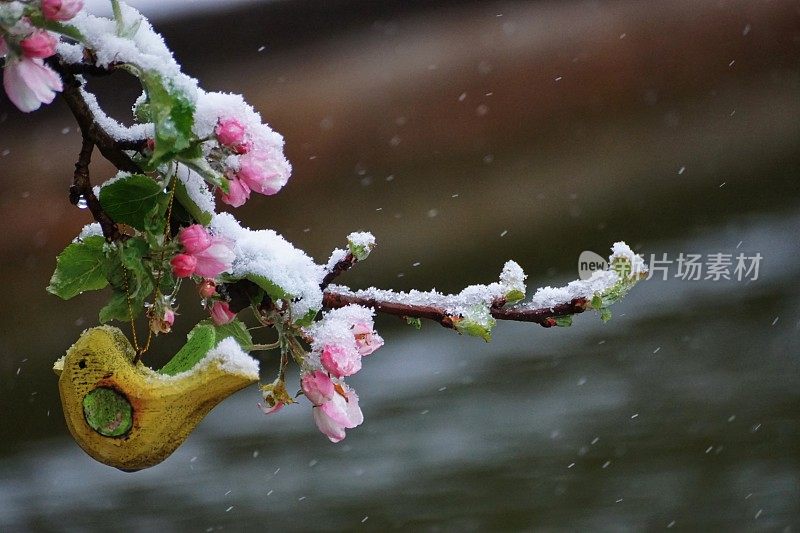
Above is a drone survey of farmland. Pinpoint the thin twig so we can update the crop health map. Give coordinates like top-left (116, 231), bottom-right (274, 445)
top-left (322, 289), bottom-right (589, 329)
top-left (320, 252), bottom-right (357, 289)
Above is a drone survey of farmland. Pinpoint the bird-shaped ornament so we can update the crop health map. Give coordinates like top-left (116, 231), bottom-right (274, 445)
top-left (53, 325), bottom-right (259, 471)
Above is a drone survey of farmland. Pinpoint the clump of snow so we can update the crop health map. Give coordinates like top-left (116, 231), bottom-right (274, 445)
top-left (211, 212), bottom-right (325, 318)
top-left (66, 3), bottom-right (198, 98)
top-left (80, 87), bottom-right (154, 142)
top-left (74, 222), bottom-right (103, 242)
top-left (176, 164), bottom-right (215, 214)
top-left (499, 260), bottom-right (526, 295)
top-left (325, 248), bottom-right (348, 271)
top-left (521, 270), bottom-right (619, 310)
top-left (147, 337), bottom-right (259, 382)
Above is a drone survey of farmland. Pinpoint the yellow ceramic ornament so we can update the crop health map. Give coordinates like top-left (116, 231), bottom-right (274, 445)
top-left (53, 325), bottom-right (259, 471)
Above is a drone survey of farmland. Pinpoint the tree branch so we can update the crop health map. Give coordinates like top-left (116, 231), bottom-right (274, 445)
top-left (50, 58), bottom-right (143, 173)
top-left (322, 288), bottom-right (589, 329)
top-left (70, 136), bottom-right (122, 241)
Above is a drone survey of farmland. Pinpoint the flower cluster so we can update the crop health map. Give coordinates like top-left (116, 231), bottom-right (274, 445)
top-left (191, 92), bottom-right (292, 208)
top-left (294, 305), bottom-right (384, 442)
top-left (0, 1), bottom-right (82, 112)
top-left (169, 225), bottom-right (238, 327)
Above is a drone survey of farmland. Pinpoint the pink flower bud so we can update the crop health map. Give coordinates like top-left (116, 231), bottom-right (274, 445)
top-left (353, 322), bottom-right (384, 356)
top-left (170, 253), bottom-right (197, 278)
top-left (320, 344), bottom-right (361, 378)
top-left (20, 31), bottom-right (58, 59)
top-left (163, 309), bottom-right (175, 327)
top-left (198, 279), bottom-right (217, 299)
top-left (237, 149), bottom-right (289, 196)
top-left (220, 176), bottom-right (250, 207)
top-left (215, 117), bottom-right (246, 148)
top-left (210, 300), bottom-right (236, 325)
top-left (301, 371), bottom-right (335, 406)
top-left (41, 0), bottom-right (83, 21)
top-left (178, 224), bottom-right (212, 254)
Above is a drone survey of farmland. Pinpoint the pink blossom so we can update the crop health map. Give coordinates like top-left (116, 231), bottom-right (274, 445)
top-left (20, 31), bottom-right (58, 59)
top-left (2, 57), bottom-right (63, 113)
top-left (301, 371), bottom-right (335, 406)
top-left (41, 0), bottom-right (83, 21)
top-left (215, 117), bottom-right (247, 149)
top-left (312, 384), bottom-right (363, 443)
top-left (170, 253), bottom-right (197, 278)
top-left (210, 300), bottom-right (236, 325)
top-left (198, 279), bottom-right (217, 299)
top-left (353, 322), bottom-right (384, 356)
top-left (174, 225), bottom-right (234, 278)
top-left (258, 401), bottom-right (284, 415)
top-left (193, 241), bottom-right (235, 278)
top-left (237, 149), bottom-right (289, 196)
top-left (220, 176), bottom-right (250, 207)
top-left (178, 224), bottom-right (213, 254)
top-left (320, 344), bottom-right (361, 378)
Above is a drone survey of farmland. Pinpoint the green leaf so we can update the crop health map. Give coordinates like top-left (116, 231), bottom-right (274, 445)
top-left (158, 323), bottom-right (217, 376)
top-left (207, 319), bottom-right (253, 352)
top-left (98, 290), bottom-right (131, 323)
top-left (453, 306), bottom-right (495, 342)
top-left (504, 289), bottom-right (525, 305)
top-left (99, 174), bottom-right (165, 230)
top-left (175, 178), bottom-right (213, 225)
top-left (158, 320), bottom-right (253, 376)
top-left (99, 238), bottom-right (154, 323)
top-left (555, 315), bottom-right (573, 327)
top-left (47, 236), bottom-right (109, 299)
top-left (27, 12), bottom-right (85, 41)
top-left (245, 273), bottom-right (288, 302)
top-left (140, 71), bottom-right (195, 166)
top-left (405, 317), bottom-right (422, 329)
top-left (294, 308), bottom-right (319, 327)
top-left (600, 308), bottom-right (613, 323)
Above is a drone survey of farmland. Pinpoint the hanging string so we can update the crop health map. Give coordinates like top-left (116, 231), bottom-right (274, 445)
top-left (128, 171), bottom-right (179, 362)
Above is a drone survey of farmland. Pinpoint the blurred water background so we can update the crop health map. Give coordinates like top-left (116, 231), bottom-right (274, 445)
top-left (1, 0), bottom-right (799, 530)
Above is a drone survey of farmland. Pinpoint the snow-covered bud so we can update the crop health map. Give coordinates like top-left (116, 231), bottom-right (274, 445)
top-left (20, 31), bottom-right (58, 59)
top-left (41, 0), bottom-right (83, 21)
top-left (210, 300), bottom-right (236, 325)
top-left (301, 371), bottom-right (335, 406)
top-left (215, 117), bottom-right (247, 149)
top-left (198, 278), bottom-right (217, 299)
top-left (170, 253), bottom-right (196, 278)
top-left (178, 224), bottom-right (212, 255)
top-left (320, 344), bottom-right (361, 378)
top-left (237, 149), bottom-right (289, 196)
